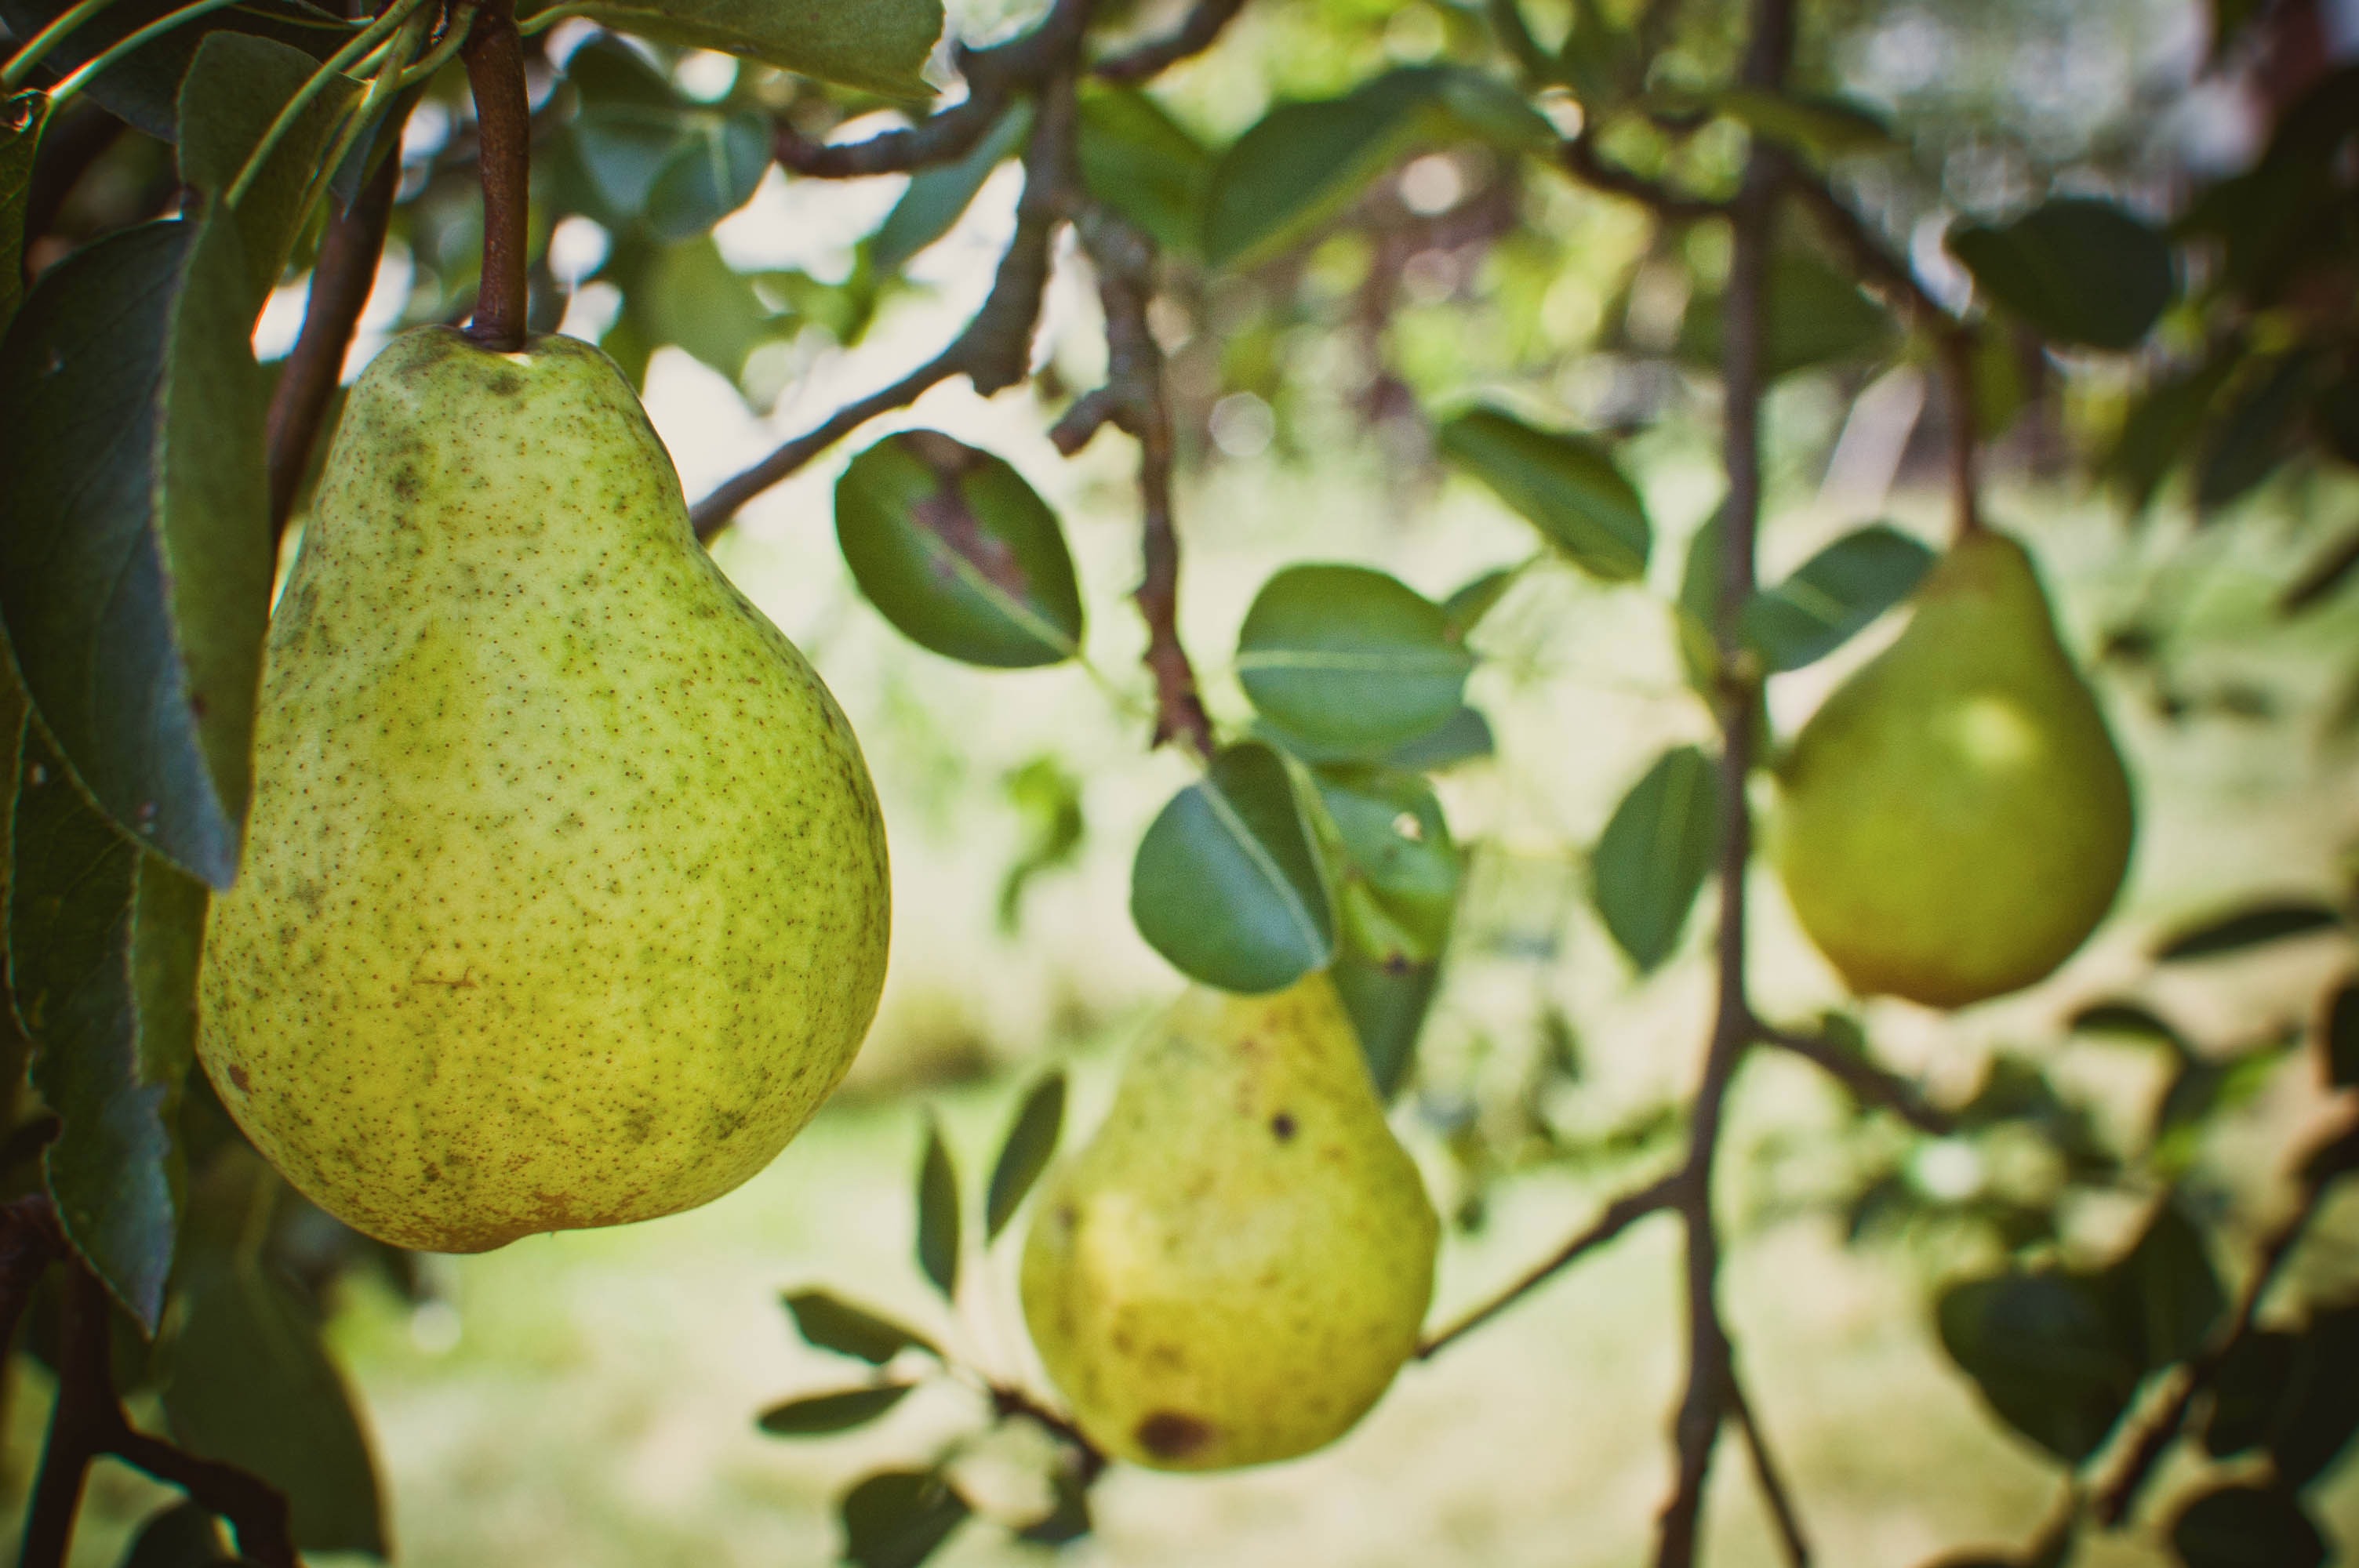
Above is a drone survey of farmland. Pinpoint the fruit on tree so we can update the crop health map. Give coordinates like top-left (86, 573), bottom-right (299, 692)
top-left (1772, 528), bottom-right (2134, 1009)
top-left (1020, 972), bottom-right (1438, 1470)
top-left (197, 327), bottom-right (891, 1253)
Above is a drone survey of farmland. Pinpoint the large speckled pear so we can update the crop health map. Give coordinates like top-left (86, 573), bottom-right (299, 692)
top-left (1773, 528), bottom-right (2133, 1008)
top-left (1020, 974), bottom-right (1438, 1471)
top-left (198, 327), bottom-right (890, 1253)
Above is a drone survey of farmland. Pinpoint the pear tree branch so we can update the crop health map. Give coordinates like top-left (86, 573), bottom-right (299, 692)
top-left (1752, 1019), bottom-right (1957, 1136)
top-left (460, 0), bottom-right (528, 350)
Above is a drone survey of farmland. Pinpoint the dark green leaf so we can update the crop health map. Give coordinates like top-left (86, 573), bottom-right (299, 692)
top-left (1078, 85), bottom-right (1212, 257)
top-left (2154, 901), bottom-right (2343, 960)
top-left (984, 1073), bottom-right (1064, 1242)
top-left (1016, 1466), bottom-right (1093, 1546)
top-left (1936, 1269), bottom-right (2141, 1462)
top-left (2324, 981), bottom-right (2359, 1090)
top-left (623, 234), bottom-right (785, 381)
top-left (9, 725), bottom-right (197, 1331)
top-left (162, 1247), bottom-right (386, 1555)
top-left (838, 431), bottom-right (1085, 668)
top-left (2205, 1330), bottom-right (2295, 1458)
top-left (2197, 350), bottom-right (2321, 511)
top-left (645, 110), bottom-right (772, 241)
top-left (1131, 742), bottom-right (1335, 993)
top-left (1236, 564), bottom-right (1472, 756)
top-left (2270, 1305), bottom-right (2359, 1485)
top-left (1743, 524), bottom-right (1934, 672)
top-left (2280, 528), bottom-right (2359, 617)
top-left (2066, 1000), bottom-right (2191, 1057)
top-left (1678, 252), bottom-right (1896, 380)
top-left (2169, 1483), bottom-right (2326, 1568)
top-left (1201, 66), bottom-right (1548, 269)
top-left (117, 1501), bottom-right (234, 1567)
top-left (0, 0), bottom-right (344, 142)
top-left (1948, 198), bottom-right (2175, 352)
top-left (840, 1469), bottom-right (971, 1568)
top-left (1436, 408), bottom-right (1650, 581)
top-left (873, 105), bottom-right (1030, 274)
top-left (1591, 746), bottom-right (1721, 974)
top-left (1331, 953), bottom-right (1441, 1101)
top-left (915, 1118), bottom-right (959, 1301)
top-left (2106, 351), bottom-right (2240, 515)
top-left (781, 1290), bottom-right (940, 1365)
top-left (522, 0), bottom-right (943, 97)
top-left (757, 1383), bottom-right (914, 1436)
top-left (1440, 567), bottom-right (1519, 641)
top-left (0, 91), bottom-right (45, 337)
top-left (572, 103), bottom-right (696, 222)
top-left (2100, 1199), bottom-right (2225, 1371)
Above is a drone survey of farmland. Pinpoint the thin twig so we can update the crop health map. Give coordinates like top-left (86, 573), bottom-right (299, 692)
top-left (990, 1381), bottom-right (1110, 1486)
top-left (460, 0), bottom-right (528, 350)
top-left (1092, 0), bottom-right (1247, 81)
top-left (1416, 1171), bottom-right (1681, 1360)
top-left (1561, 132), bottom-right (1733, 221)
top-left (2092, 1121), bottom-right (2359, 1526)
top-left (1055, 205), bottom-right (1215, 757)
top-left (1727, 1367), bottom-right (1811, 1568)
top-left (692, 52), bottom-right (1084, 537)
top-left (1754, 1020), bottom-right (1957, 1136)
top-left (266, 137), bottom-right (402, 541)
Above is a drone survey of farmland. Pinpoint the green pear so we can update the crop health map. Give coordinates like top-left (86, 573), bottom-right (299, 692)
top-left (198, 327), bottom-right (891, 1253)
top-left (1772, 528), bottom-right (2133, 1008)
top-left (1020, 973), bottom-right (1438, 1470)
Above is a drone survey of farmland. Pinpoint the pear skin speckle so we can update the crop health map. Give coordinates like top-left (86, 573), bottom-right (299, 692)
top-left (1019, 973), bottom-right (1438, 1470)
top-left (197, 327), bottom-right (891, 1254)
top-left (1772, 529), bottom-right (2134, 1008)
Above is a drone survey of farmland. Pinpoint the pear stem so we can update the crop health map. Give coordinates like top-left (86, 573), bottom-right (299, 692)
top-left (1939, 326), bottom-right (1986, 538)
top-left (460, 0), bottom-right (529, 352)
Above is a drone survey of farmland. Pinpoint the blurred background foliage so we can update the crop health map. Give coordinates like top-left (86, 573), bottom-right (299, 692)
top-left (2, 0), bottom-right (2358, 1561)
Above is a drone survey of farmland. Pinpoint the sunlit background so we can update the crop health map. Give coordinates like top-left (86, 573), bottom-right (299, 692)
top-left (12, 0), bottom-right (2359, 1560)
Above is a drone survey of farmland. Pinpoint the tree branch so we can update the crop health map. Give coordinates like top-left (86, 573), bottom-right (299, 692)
top-left (1092, 0), bottom-right (1247, 81)
top-left (2091, 1120), bottom-right (2359, 1526)
top-left (460, 0), bottom-right (528, 350)
top-left (1052, 206), bottom-right (1215, 757)
top-left (1560, 131), bottom-right (1733, 222)
top-left (1727, 1365), bottom-right (1811, 1568)
top-left (1416, 1171), bottom-right (1681, 1361)
top-left (265, 139), bottom-right (402, 543)
top-left (1753, 1020), bottom-right (1957, 1137)
top-left (692, 67), bottom-right (1081, 539)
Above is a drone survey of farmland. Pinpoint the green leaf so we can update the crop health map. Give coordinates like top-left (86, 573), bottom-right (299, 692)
top-left (873, 104), bottom-right (1030, 274)
top-left (2196, 350), bottom-right (2321, 511)
top-left (117, 1501), bottom-right (234, 1567)
top-left (839, 1469), bottom-right (971, 1568)
top-left (0, 38), bottom-right (354, 887)
top-left (2269, 1305), bottom-right (2359, 1485)
top-left (1440, 567), bottom-right (1519, 641)
top-left (1936, 1269), bottom-right (2141, 1462)
top-left (837, 432), bottom-right (1085, 668)
top-left (1078, 85), bottom-right (1212, 257)
top-left (1330, 953), bottom-right (1441, 1101)
top-left (0, 0), bottom-right (345, 142)
top-left (1591, 746), bottom-right (1721, 974)
top-left (1385, 705), bottom-right (1495, 771)
top-left (2169, 1483), bottom-right (2327, 1568)
top-left (2281, 528), bottom-right (2359, 617)
top-left (622, 234), bottom-right (784, 381)
top-left (523, 0), bottom-right (943, 97)
top-left (1314, 767), bottom-right (1462, 967)
top-left (2100, 1199), bottom-right (2225, 1372)
top-left (2324, 981), bottom-right (2359, 1091)
top-left (1131, 742), bottom-right (1335, 993)
top-left (1684, 86), bottom-right (1894, 159)
top-left (1236, 564), bottom-right (1471, 757)
top-left (0, 91), bottom-right (45, 338)
top-left (997, 756), bottom-right (1085, 932)
top-left (2154, 901), bottom-right (2344, 960)
top-left (1202, 66), bottom-right (1548, 269)
top-left (915, 1118), bottom-right (959, 1301)
top-left (9, 724), bottom-right (198, 1331)
top-left (781, 1290), bottom-right (940, 1365)
top-left (645, 110), bottom-right (771, 241)
top-left (984, 1073), bottom-right (1064, 1242)
top-left (1436, 408), bottom-right (1650, 581)
top-left (162, 1246), bottom-right (387, 1555)
top-left (2205, 1330), bottom-right (2296, 1457)
top-left (1679, 252), bottom-right (1896, 380)
top-left (1743, 524), bottom-right (1934, 672)
top-left (1948, 198), bottom-right (2175, 352)
top-left (757, 1384), bottom-right (915, 1436)
top-left (572, 103), bottom-right (696, 222)
top-left (2106, 351), bottom-right (2240, 514)
top-left (2067, 1000), bottom-right (2192, 1057)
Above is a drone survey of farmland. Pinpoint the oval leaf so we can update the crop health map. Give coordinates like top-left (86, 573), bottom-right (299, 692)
top-left (781, 1290), bottom-right (940, 1365)
top-left (758, 1383), bottom-right (915, 1437)
top-left (1592, 746), bottom-right (1721, 974)
top-left (1936, 1269), bottom-right (2140, 1463)
top-left (1314, 766), bottom-right (1462, 967)
top-left (837, 432), bottom-right (1084, 668)
top-left (522, 0), bottom-right (943, 98)
top-left (840, 1469), bottom-right (971, 1568)
top-left (915, 1118), bottom-right (959, 1301)
top-left (1078, 84), bottom-right (1212, 257)
top-left (873, 104), bottom-right (1031, 274)
top-left (645, 110), bottom-right (772, 241)
top-left (1331, 953), bottom-right (1442, 1102)
top-left (1236, 564), bottom-right (1473, 756)
top-left (2099, 1198), bottom-right (2226, 1372)
top-left (2170, 1483), bottom-right (2327, 1568)
top-left (1437, 408), bottom-right (1651, 581)
top-left (1131, 742), bottom-right (1335, 993)
top-left (984, 1073), bottom-right (1065, 1241)
top-left (1743, 524), bottom-right (1935, 672)
top-left (2155, 900), bottom-right (2345, 961)
top-left (1948, 198), bottom-right (2175, 352)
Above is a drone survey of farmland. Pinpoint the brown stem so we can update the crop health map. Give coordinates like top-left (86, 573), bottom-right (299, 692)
top-left (1561, 132), bottom-right (1732, 222)
top-left (2092, 1120), bottom-right (2359, 1526)
top-left (460, 0), bottom-right (528, 351)
top-left (990, 1381), bottom-right (1109, 1486)
top-left (1753, 1021), bottom-right (1957, 1136)
top-left (1728, 1367), bottom-right (1811, 1567)
top-left (1416, 1171), bottom-right (1682, 1360)
top-left (265, 140), bottom-right (402, 541)
top-left (1937, 327), bottom-right (1983, 538)
top-left (1092, 0), bottom-right (1247, 80)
